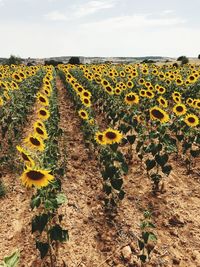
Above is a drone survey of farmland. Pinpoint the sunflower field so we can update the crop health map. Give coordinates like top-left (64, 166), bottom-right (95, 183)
top-left (0, 62), bottom-right (200, 266)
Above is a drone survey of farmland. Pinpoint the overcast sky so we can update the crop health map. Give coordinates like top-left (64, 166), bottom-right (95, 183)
top-left (0, 0), bottom-right (200, 58)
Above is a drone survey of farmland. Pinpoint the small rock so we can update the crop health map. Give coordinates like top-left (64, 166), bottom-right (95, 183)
top-left (71, 154), bottom-right (79, 161)
top-left (172, 257), bottom-right (181, 265)
top-left (122, 245), bottom-right (132, 261)
top-left (8, 234), bottom-right (14, 241)
top-left (169, 214), bottom-right (185, 227)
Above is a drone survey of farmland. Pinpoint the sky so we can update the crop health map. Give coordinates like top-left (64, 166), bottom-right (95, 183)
top-left (0, 0), bottom-right (200, 58)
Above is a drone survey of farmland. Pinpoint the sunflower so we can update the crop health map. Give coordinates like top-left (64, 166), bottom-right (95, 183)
top-left (81, 90), bottom-right (91, 98)
top-left (139, 89), bottom-right (146, 97)
top-left (124, 92), bottom-right (139, 105)
top-left (25, 134), bottom-right (45, 151)
top-left (157, 87), bottom-right (166, 94)
top-left (127, 81), bottom-right (134, 88)
top-left (34, 120), bottom-right (46, 130)
top-left (20, 168), bottom-right (54, 188)
top-left (138, 78), bottom-right (145, 85)
top-left (38, 108), bottom-right (50, 121)
top-left (37, 93), bottom-right (49, 106)
top-left (188, 75), bottom-right (196, 83)
top-left (16, 145), bottom-right (35, 167)
top-left (78, 109), bottom-right (89, 120)
top-left (173, 104), bottom-right (187, 116)
top-left (103, 128), bottom-right (123, 144)
top-left (12, 72), bottom-right (22, 83)
top-left (81, 97), bottom-right (91, 107)
top-left (173, 96), bottom-right (181, 104)
top-left (175, 78), bottom-right (183, 86)
top-left (150, 106), bottom-right (169, 123)
top-left (101, 79), bottom-right (109, 87)
top-left (145, 90), bottom-right (155, 99)
top-left (34, 124), bottom-right (48, 140)
top-left (172, 91), bottom-right (181, 98)
top-left (115, 88), bottom-right (122, 95)
top-left (186, 98), bottom-right (193, 106)
top-left (94, 131), bottom-right (106, 145)
top-left (184, 114), bottom-right (199, 127)
top-left (157, 96), bottom-right (168, 108)
top-left (42, 88), bottom-right (51, 97)
top-left (195, 100), bottom-right (200, 109)
top-left (104, 85), bottom-right (114, 95)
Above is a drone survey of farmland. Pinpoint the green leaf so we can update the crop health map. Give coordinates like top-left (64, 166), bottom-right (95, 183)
top-left (111, 178), bottom-right (123, 191)
top-left (127, 135), bottom-right (136, 144)
top-left (182, 141), bottom-right (192, 153)
top-left (139, 254), bottom-right (147, 263)
top-left (49, 225), bottom-right (69, 242)
top-left (176, 134), bottom-right (184, 142)
top-left (118, 189), bottom-right (125, 200)
top-left (162, 165), bottom-right (172, 176)
top-left (155, 154), bottom-right (168, 167)
top-left (103, 184), bottom-right (112, 195)
top-left (142, 232), bottom-right (149, 243)
top-left (30, 195), bottom-right (41, 209)
top-left (136, 141), bottom-right (143, 153)
top-left (190, 149), bottom-right (200, 158)
top-left (102, 166), bottom-right (119, 180)
top-left (36, 241), bottom-right (49, 259)
top-left (3, 250), bottom-right (20, 267)
top-left (56, 193), bottom-right (67, 205)
top-left (145, 159), bottom-right (156, 171)
top-left (32, 214), bottom-right (49, 234)
top-left (121, 162), bottom-right (128, 174)
top-left (138, 240), bottom-right (144, 250)
top-left (148, 232), bottom-right (157, 241)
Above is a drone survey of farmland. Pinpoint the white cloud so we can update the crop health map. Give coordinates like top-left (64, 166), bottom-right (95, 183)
top-left (73, 0), bottom-right (116, 18)
top-left (82, 14), bottom-right (186, 30)
top-left (162, 10), bottom-right (175, 15)
top-left (44, 0), bottom-right (116, 21)
top-left (44, 10), bottom-right (67, 21)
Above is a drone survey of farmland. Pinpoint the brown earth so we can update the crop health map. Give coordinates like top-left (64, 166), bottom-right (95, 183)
top-left (0, 77), bottom-right (199, 267)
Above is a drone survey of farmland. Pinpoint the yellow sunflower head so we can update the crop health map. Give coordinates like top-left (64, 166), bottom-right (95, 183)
top-left (157, 96), bottom-right (168, 108)
top-left (149, 106), bottom-right (169, 123)
top-left (94, 131), bottom-right (106, 145)
top-left (24, 134), bottom-right (45, 152)
top-left (78, 109), bottom-right (89, 120)
top-left (173, 104), bottom-right (187, 116)
top-left (103, 128), bottom-right (123, 145)
top-left (124, 92), bottom-right (139, 105)
top-left (34, 124), bottom-right (48, 140)
top-left (81, 97), bottom-right (91, 107)
top-left (37, 93), bottom-right (49, 106)
top-left (16, 145), bottom-right (35, 167)
top-left (184, 114), bottom-right (199, 127)
top-left (20, 168), bottom-right (54, 188)
top-left (145, 90), bottom-right (155, 99)
top-left (38, 108), bottom-right (50, 121)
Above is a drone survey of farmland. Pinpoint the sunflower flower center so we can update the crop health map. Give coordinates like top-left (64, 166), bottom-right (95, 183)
top-left (151, 109), bottom-right (165, 119)
top-left (27, 170), bottom-right (44, 181)
top-left (30, 137), bottom-right (41, 146)
top-left (176, 106), bottom-right (183, 112)
top-left (105, 132), bottom-right (117, 140)
top-left (188, 117), bottom-right (195, 123)
top-left (21, 152), bottom-right (30, 161)
top-left (36, 127), bottom-right (44, 135)
top-left (127, 95), bottom-right (135, 101)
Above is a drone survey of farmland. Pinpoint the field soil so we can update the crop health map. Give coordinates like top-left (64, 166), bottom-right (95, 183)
top-left (0, 77), bottom-right (200, 267)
